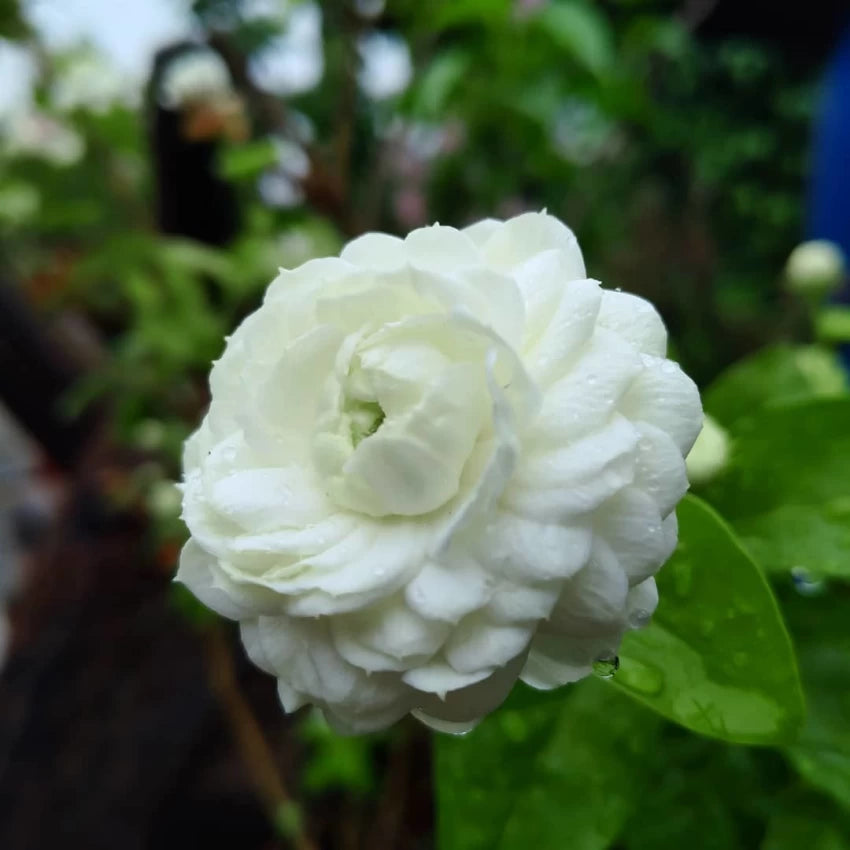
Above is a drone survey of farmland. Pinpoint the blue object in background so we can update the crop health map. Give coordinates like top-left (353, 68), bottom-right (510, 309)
top-left (809, 26), bottom-right (850, 259)
top-left (808, 25), bottom-right (850, 370)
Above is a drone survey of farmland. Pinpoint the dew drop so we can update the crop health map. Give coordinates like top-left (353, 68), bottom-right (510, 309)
top-left (592, 654), bottom-right (619, 679)
top-left (791, 566), bottom-right (825, 597)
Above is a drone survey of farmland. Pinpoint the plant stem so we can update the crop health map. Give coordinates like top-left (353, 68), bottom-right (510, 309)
top-left (203, 625), bottom-right (318, 850)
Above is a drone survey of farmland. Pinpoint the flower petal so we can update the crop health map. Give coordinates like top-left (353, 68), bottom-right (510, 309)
top-left (404, 558), bottom-right (491, 623)
top-left (597, 289), bottom-right (667, 357)
top-left (619, 355), bottom-right (703, 455)
top-left (340, 232), bottom-right (407, 269)
top-left (174, 539), bottom-right (251, 621)
top-left (482, 212), bottom-right (585, 274)
top-left (594, 487), bottom-right (678, 585)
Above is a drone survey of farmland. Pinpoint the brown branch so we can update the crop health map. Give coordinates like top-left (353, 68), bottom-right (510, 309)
top-left (208, 32), bottom-right (356, 235)
top-left (203, 625), bottom-right (318, 850)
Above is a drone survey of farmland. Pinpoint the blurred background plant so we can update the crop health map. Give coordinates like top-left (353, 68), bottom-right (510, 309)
top-left (1, 1), bottom-right (850, 849)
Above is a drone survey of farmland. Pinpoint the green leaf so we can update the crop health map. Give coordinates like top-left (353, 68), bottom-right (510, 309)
top-left (537, 1), bottom-right (615, 78)
top-left (621, 736), bottom-right (767, 850)
top-left (428, 0), bottom-right (511, 29)
top-left (703, 398), bottom-right (850, 578)
top-left (761, 791), bottom-right (850, 850)
top-left (436, 680), bottom-right (661, 850)
top-left (817, 307), bottom-right (850, 345)
top-left (217, 139), bottom-right (279, 181)
top-left (784, 596), bottom-right (850, 813)
top-left (613, 496), bottom-right (804, 744)
top-left (704, 344), bottom-right (846, 428)
top-left (410, 50), bottom-right (471, 119)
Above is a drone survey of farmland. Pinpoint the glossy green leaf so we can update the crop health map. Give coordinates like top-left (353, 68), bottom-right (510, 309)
top-left (703, 398), bottom-right (850, 577)
top-left (436, 680), bottom-right (661, 850)
top-left (614, 496), bottom-right (804, 744)
top-left (704, 344), bottom-right (846, 428)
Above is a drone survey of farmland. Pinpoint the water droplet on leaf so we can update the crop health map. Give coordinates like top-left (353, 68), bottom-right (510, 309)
top-left (791, 566), bottom-right (825, 597)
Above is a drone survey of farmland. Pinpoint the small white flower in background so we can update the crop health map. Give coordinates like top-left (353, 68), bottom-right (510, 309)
top-left (249, 2), bottom-right (324, 96)
top-left (177, 212), bottom-right (702, 733)
top-left (158, 48), bottom-right (234, 110)
top-left (785, 240), bottom-right (846, 300)
top-left (686, 413), bottom-right (729, 486)
top-left (147, 480), bottom-right (184, 520)
top-left (1, 110), bottom-right (84, 166)
top-left (357, 32), bottom-right (412, 101)
top-left (52, 51), bottom-right (135, 114)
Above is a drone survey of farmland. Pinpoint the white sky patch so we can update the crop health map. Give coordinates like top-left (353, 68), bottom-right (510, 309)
top-left (24, 0), bottom-right (196, 79)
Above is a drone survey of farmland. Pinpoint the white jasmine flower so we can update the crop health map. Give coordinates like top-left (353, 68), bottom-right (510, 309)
top-left (177, 212), bottom-right (702, 733)
top-left (158, 48), bottom-right (234, 110)
top-left (249, 3), bottom-right (324, 96)
top-left (52, 51), bottom-right (135, 114)
top-left (358, 32), bottom-right (412, 101)
top-left (686, 413), bottom-right (729, 486)
top-left (2, 110), bottom-right (84, 166)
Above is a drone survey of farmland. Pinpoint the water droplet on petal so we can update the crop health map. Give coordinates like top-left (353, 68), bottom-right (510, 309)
top-left (592, 653), bottom-right (619, 679)
top-left (628, 608), bottom-right (652, 629)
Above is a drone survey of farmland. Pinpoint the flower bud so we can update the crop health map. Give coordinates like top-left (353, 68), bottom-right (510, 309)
top-left (785, 240), bottom-right (845, 300)
top-left (686, 414), bottom-right (729, 486)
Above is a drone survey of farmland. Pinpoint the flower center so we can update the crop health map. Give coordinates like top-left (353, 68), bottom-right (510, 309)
top-left (346, 398), bottom-right (385, 446)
